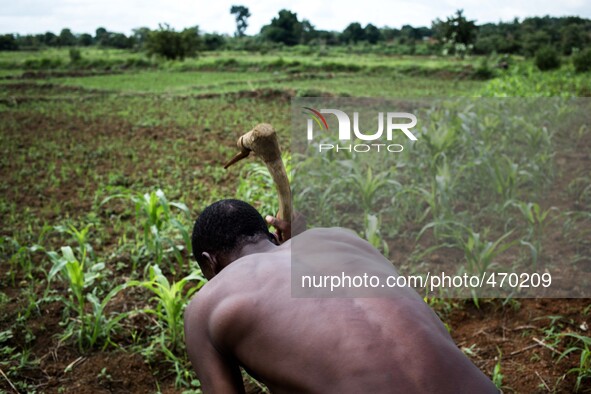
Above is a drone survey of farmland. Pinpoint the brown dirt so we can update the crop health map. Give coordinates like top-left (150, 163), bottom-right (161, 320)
top-left (43, 351), bottom-right (157, 394)
top-left (449, 298), bottom-right (590, 393)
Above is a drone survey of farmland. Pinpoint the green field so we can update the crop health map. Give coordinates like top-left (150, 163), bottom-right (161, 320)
top-left (1, 48), bottom-right (591, 393)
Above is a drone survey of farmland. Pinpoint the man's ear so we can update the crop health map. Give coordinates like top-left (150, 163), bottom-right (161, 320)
top-left (201, 252), bottom-right (217, 280)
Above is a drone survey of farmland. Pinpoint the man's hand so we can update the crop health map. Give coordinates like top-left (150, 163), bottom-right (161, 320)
top-left (266, 212), bottom-right (306, 244)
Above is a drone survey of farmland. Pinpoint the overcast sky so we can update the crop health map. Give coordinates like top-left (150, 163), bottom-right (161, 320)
top-left (1, 0), bottom-right (591, 36)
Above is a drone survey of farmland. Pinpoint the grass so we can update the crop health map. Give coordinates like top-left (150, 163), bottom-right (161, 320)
top-left (48, 70), bottom-right (280, 93)
top-left (33, 70), bottom-right (484, 97)
top-left (0, 48), bottom-right (140, 63)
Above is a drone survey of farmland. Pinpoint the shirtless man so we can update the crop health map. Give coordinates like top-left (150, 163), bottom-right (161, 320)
top-left (184, 199), bottom-right (498, 393)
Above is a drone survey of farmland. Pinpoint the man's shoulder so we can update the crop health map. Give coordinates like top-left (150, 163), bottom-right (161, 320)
top-left (188, 273), bottom-right (267, 351)
top-left (190, 250), bottom-right (288, 313)
top-left (299, 227), bottom-right (360, 238)
top-left (294, 226), bottom-right (378, 254)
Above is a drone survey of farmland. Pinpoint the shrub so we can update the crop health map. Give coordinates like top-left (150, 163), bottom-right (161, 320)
top-left (23, 57), bottom-right (63, 70)
top-left (213, 57), bottom-right (240, 70)
top-left (573, 48), bottom-right (591, 73)
top-left (535, 47), bottom-right (561, 71)
top-left (146, 24), bottom-right (201, 60)
top-left (69, 48), bottom-right (82, 63)
top-left (0, 34), bottom-right (18, 51)
top-left (473, 57), bottom-right (495, 79)
top-left (123, 57), bottom-right (152, 69)
top-left (202, 33), bottom-right (226, 51)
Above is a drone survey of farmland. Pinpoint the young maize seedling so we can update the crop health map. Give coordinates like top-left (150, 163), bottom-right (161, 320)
top-left (54, 223), bottom-right (94, 266)
top-left (47, 246), bottom-right (129, 351)
top-left (507, 201), bottom-right (557, 268)
top-left (102, 189), bottom-right (191, 273)
top-left (364, 214), bottom-right (389, 257)
top-left (459, 228), bottom-right (516, 275)
top-left (558, 333), bottom-right (591, 392)
top-left (421, 114), bottom-right (458, 161)
top-left (130, 265), bottom-right (204, 352)
top-left (345, 165), bottom-right (396, 216)
top-left (485, 154), bottom-right (523, 203)
top-left (492, 355), bottom-right (504, 389)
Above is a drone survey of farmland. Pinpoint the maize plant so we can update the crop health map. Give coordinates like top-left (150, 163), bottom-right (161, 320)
top-left (364, 214), bottom-right (389, 257)
top-left (558, 333), bottom-right (591, 392)
top-left (345, 165), bottom-right (397, 216)
top-left (102, 189), bottom-right (191, 272)
top-left (54, 223), bottom-right (94, 265)
top-left (508, 201), bottom-right (557, 267)
top-left (130, 265), bottom-right (204, 352)
top-left (3, 237), bottom-right (39, 285)
top-left (457, 228), bottom-right (516, 275)
top-left (47, 246), bottom-right (129, 351)
top-left (485, 155), bottom-right (523, 204)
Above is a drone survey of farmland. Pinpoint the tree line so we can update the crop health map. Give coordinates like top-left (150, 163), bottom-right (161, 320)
top-left (1, 7), bottom-right (590, 60)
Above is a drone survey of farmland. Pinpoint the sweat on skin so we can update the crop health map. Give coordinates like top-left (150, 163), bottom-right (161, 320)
top-left (184, 199), bottom-right (498, 393)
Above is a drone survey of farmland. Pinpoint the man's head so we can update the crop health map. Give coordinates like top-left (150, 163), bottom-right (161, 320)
top-left (192, 199), bottom-right (276, 279)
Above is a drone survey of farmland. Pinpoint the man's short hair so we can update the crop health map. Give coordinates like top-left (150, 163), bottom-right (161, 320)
top-left (191, 199), bottom-right (274, 267)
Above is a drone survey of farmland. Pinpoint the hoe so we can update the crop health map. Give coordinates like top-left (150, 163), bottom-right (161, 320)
top-left (224, 123), bottom-right (293, 237)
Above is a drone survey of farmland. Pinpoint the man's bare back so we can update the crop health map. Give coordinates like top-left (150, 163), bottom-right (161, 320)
top-left (185, 224), bottom-right (498, 393)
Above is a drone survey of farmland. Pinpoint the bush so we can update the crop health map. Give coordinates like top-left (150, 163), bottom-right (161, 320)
top-left (573, 48), bottom-right (591, 73)
top-left (123, 58), bottom-right (153, 69)
top-left (146, 24), bottom-right (201, 60)
top-left (23, 57), bottom-right (63, 70)
top-left (69, 48), bottom-right (82, 63)
top-left (0, 34), bottom-right (18, 51)
top-left (319, 61), bottom-right (362, 72)
top-left (473, 57), bottom-right (495, 79)
top-left (202, 33), bottom-right (226, 51)
top-left (213, 57), bottom-right (240, 69)
top-left (535, 47), bottom-right (561, 71)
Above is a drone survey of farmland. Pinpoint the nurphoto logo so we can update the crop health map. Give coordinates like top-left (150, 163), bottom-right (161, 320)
top-left (303, 107), bottom-right (418, 153)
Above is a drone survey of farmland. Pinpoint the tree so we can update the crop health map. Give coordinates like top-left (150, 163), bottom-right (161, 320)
top-left (203, 33), bottom-right (226, 50)
top-left (300, 19), bottom-right (317, 44)
top-left (341, 22), bottom-right (365, 44)
top-left (435, 10), bottom-right (477, 45)
top-left (573, 48), bottom-right (591, 73)
top-left (522, 30), bottom-right (551, 57)
top-left (146, 24), bottom-right (201, 60)
top-left (43, 32), bottom-right (58, 46)
top-left (315, 30), bottom-right (340, 46)
top-left (230, 5), bottom-right (251, 37)
top-left (58, 28), bottom-right (76, 46)
top-left (380, 27), bottom-right (400, 42)
top-left (14, 34), bottom-right (40, 48)
top-left (261, 10), bottom-right (303, 46)
top-left (78, 33), bottom-right (93, 46)
top-left (0, 34), bottom-right (18, 50)
top-left (364, 24), bottom-right (381, 44)
top-left (474, 20), bottom-right (521, 54)
top-left (561, 24), bottom-right (588, 55)
top-left (400, 25), bottom-right (421, 43)
top-left (432, 9), bottom-right (477, 56)
top-left (95, 27), bottom-right (108, 45)
top-left (535, 46), bottom-right (560, 71)
top-left (108, 33), bottom-right (133, 49)
top-left (132, 27), bottom-right (151, 49)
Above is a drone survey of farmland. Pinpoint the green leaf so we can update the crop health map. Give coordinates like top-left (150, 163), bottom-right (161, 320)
top-left (61, 246), bottom-right (77, 263)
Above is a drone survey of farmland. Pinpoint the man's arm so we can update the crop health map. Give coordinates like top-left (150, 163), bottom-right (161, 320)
top-left (184, 296), bottom-right (245, 393)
